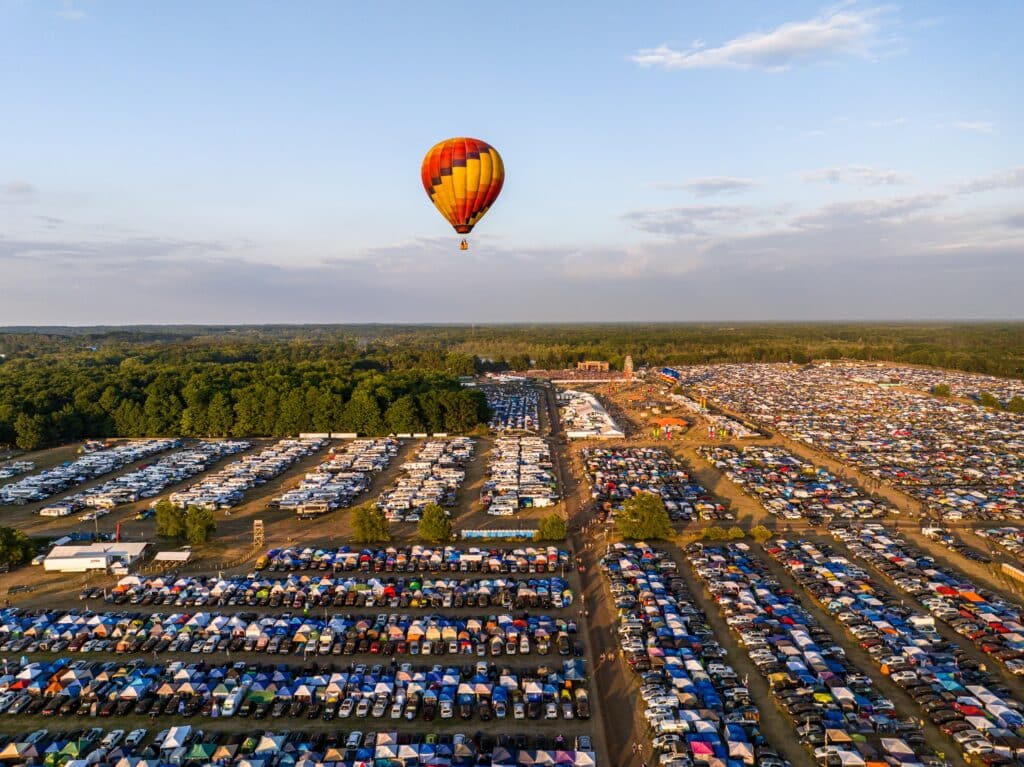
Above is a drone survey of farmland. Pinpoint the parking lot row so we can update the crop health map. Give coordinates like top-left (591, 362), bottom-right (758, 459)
top-left (5, 608), bottom-right (584, 659)
top-left (690, 542), bottom-right (942, 767)
top-left (767, 537), bottom-right (1024, 765)
top-left (600, 543), bottom-right (787, 767)
top-left (1, 439), bottom-right (178, 505)
top-left (583, 447), bottom-right (731, 522)
top-left (90, 573), bottom-right (575, 610)
top-left (168, 438), bottom-right (327, 511)
top-left (832, 524), bottom-right (1024, 677)
top-left (699, 445), bottom-right (892, 523)
top-left (257, 544), bottom-right (572, 573)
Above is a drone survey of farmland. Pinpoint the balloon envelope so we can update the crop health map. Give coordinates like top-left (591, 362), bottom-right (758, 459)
top-left (421, 137), bottom-right (504, 234)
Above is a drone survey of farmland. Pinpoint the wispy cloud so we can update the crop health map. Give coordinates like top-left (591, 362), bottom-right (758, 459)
top-left (802, 165), bottom-right (912, 186)
top-left (631, 6), bottom-right (885, 71)
top-left (653, 177), bottom-right (757, 197)
top-left (957, 166), bottom-right (1024, 194)
top-left (56, 1), bottom-right (86, 21)
top-left (867, 117), bottom-right (907, 128)
top-left (952, 120), bottom-right (995, 134)
top-left (623, 205), bottom-right (756, 236)
top-left (2, 181), bottom-right (35, 196)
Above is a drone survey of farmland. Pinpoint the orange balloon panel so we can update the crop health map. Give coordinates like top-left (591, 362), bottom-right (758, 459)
top-left (421, 137), bottom-right (504, 234)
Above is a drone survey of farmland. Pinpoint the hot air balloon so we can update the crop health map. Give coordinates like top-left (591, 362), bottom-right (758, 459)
top-left (421, 137), bottom-right (503, 249)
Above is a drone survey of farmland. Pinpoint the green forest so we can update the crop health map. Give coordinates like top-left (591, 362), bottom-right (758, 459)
top-left (0, 337), bottom-right (489, 449)
top-left (1, 322), bottom-right (1022, 449)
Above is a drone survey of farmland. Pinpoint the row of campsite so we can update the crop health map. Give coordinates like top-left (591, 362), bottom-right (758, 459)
top-left (484, 382), bottom-right (540, 432)
top-left (168, 438), bottom-right (327, 511)
top-left (690, 541), bottom-right (944, 767)
top-left (598, 543), bottom-right (785, 767)
top-left (0, 726), bottom-right (596, 767)
top-left (38, 441), bottom-right (251, 517)
top-left (2, 609), bottom-right (582, 659)
top-left (699, 445), bottom-right (892, 522)
top-left (89, 572), bottom-right (575, 609)
top-left (766, 536), bottom-right (1024, 765)
top-left (582, 447), bottom-right (729, 522)
top-left (0, 656), bottom-right (591, 724)
top-left (1, 440), bottom-right (178, 505)
top-left (270, 439), bottom-right (399, 518)
top-left (832, 524), bottom-right (1024, 676)
top-left (481, 437), bottom-right (559, 516)
top-left (257, 545), bottom-right (571, 574)
top-left (377, 439), bottom-right (475, 523)
top-left (672, 363), bottom-right (1024, 521)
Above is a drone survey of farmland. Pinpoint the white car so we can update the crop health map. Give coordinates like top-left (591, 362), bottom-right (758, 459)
top-left (124, 730), bottom-right (147, 748)
top-left (100, 730), bottom-right (124, 749)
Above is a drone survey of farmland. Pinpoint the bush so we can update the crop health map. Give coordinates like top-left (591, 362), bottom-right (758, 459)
top-left (750, 525), bottom-right (773, 543)
top-left (931, 384), bottom-right (952, 397)
top-left (536, 513), bottom-right (567, 541)
top-left (616, 493), bottom-right (674, 540)
top-left (979, 392), bottom-right (1001, 409)
top-left (701, 526), bottom-right (729, 541)
top-left (417, 503), bottom-right (454, 544)
top-left (352, 503), bottom-right (391, 544)
top-left (727, 526), bottom-right (746, 540)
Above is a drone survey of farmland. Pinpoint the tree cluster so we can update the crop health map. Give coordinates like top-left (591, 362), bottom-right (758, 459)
top-left (0, 527), bottom-right (37, 568)
top-left (536, 513), bottom-right (567, 541)
top-left (702, 525), bottom-right (748, 541)
top-left (352, 503), bottom-right (390, 544)
top-left (615, 493), bottom-right (674, 541)
top-left (153, 499), bottom-right (216, 546)
top-left (0, 340), bottom-right (490, 449)
top-left (417, 503), bottom-right (454, 544)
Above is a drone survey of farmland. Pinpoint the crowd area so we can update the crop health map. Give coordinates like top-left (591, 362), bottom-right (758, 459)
top-left (690, 542), bottom-right (943, 767)
top-left (259, 545), bottom-right (571, 574)
top-left (0, 727), bottom-right (596, 767)
top-left (767, 537), bottom-right (1024, 765)
top-left (673, 364), bottom-right (1024, 521)
top-left (482, 437), bottom-right (559, 517)
top-left (832, 523), bottom-right (1024, 676)
top-left (600, 543), bottom-right (786, 767)
top-left (168, 439), bottom-right (327, 511)
top-left (38, 442), bottom-right (251, 519)
top-left (270, 439), bottom-right (399, 518)
top-left (0, 655), bottom-right (595, 729)
top-left (583, 447), bottom-right (729, 522)
top-left (377, 439), bottom-right (475, 523)
top-left (483, 383), bottom-right (539, 432)
top-left (1, 440), bottom-right (178, 505)
top-left (699, 445), bottom-right (892, 522)
top-left (84, 571), bottom-right (575, 611)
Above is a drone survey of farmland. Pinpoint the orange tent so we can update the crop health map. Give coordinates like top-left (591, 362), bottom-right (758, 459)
top-left (651, 417), bottom-right (688, 428)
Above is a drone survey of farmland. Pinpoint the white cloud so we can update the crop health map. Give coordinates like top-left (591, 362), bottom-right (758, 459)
top-left (952, 121), bottom-right (995, 134)
top-left (2, 181), bottom-right (35, 196)
top-left (56, 1), bottom-right (86, 20)
top-left (653, 177), bottom-right (757, 197)
top-left (957, 166), bottom-right (1024, 194)
top-left (631, 6), bottom-right (884, 71)
top-left (868, 117), bottom-right (907, 128)
top-left (802, 165), bottom-right (912, 186)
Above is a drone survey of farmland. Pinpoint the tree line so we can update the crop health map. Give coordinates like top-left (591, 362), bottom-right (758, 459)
top-left (0, 341), bottom-right (489, 450)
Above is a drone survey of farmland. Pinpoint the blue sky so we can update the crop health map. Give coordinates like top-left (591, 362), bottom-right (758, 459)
top-left (1, 0), bottom-right (1021, 323)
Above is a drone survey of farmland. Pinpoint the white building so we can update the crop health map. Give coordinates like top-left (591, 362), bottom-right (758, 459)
top-left (43, 542), bottom-right (149, 573)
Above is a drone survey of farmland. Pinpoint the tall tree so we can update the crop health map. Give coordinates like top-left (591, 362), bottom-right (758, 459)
top-left (14, 413), bottom-right (44, 450)
top-left (417, 503), bottom-right (454, 543)
top-left (616, 493), bottom-right (674, 540)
